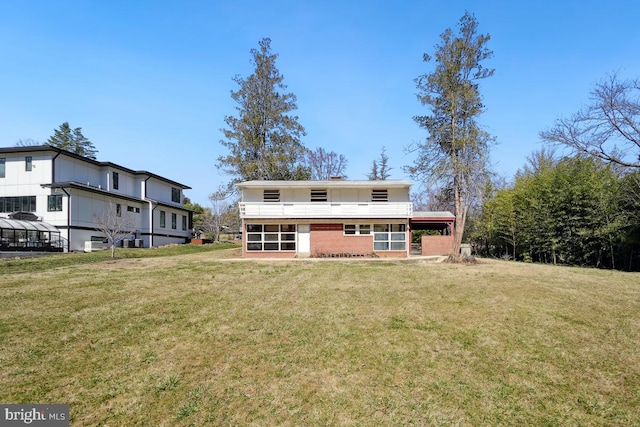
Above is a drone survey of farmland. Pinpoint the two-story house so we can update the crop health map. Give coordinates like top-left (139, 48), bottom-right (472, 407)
top-left (0, 145), bottom-right (192, 252)
top-left (237, 179), bottom-right (455, 258)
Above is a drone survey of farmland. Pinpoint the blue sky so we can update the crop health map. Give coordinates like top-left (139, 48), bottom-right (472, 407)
top-left (1, 1), bottom-right (639, 204)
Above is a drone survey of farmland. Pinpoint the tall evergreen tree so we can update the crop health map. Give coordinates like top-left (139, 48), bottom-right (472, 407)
top-left (367, 147), bottom-right (392, 180)
top-left (408, 12), bottom-right (494, 257)
top-left (218, 38), bottom-right (309, 183)
top-left (47, 122), bottom-right (97, 159)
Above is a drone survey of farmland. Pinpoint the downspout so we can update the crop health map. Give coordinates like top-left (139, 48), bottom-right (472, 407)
top-left (143, 175), bottom-right (154, 247)
top-left (50, 149), bottom-right (71, 252)
top-left (61, 187), bottom-right (71, 252)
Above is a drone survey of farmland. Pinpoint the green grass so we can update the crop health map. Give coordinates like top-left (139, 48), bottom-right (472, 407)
top-left (0, 242), bottom-right (240, 274)
top-left (1, 252), bottom-right (638, 426)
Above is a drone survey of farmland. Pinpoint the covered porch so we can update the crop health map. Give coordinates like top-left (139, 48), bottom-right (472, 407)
top-left (410, 211), bottom-right (455, 256)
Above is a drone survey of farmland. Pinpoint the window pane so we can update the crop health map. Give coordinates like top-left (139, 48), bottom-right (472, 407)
top-left (264, 242), bottom-right (279, 250)
top-left (247, 243), bottom-right (262, 251)
top-left (247, 234), bottom-right (262, 242)
top-left (281, 224), bottom-right (296, 232)
top-left (264, 233), bottom-right (279, 241)
top-left (0, 158), bottom-right (5, 178)
top-left (281, 233), bottom-right (296, 241)
top-left (391, 242), bottom-right (406, 251)
top-left (374, 242), bottom-right (389, 251)
top-left (25, 156), bottom-right (32, 171)
top-left (391, 233), bottom-right (405, 241)
top-left (374, 233), bottom-right (389, 241)
top-left (374, 224), bottom-right (389, 232)
top-left (391, 224), bottom-right (406, 232)
top-left (264, 224), bottom-right (279, 232)
top-left (359, 225), bottom-right (371, 234)
top-left (281, 242), bottom-right (296, 250)
top-left (246, 224), bottom-right (262, 232)
top-left (344, 224), bottom-right (356, 235)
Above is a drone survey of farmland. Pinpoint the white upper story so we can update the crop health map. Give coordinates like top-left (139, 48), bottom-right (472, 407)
top-left (0, 145), bottom-right (190, 208)
top-left (237, 179), bottom-right (413, 219)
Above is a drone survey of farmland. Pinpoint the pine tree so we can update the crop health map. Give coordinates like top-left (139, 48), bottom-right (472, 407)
top-left (408, 12), bottom-right (494, 258)
top-left (47, 122), bottom-right (98, 159)
top-left (218, 38), bottom-right (309, 182)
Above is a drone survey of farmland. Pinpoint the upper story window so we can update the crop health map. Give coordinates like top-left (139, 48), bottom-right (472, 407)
top-left (112, 172), bottom-right (119, 190)
top-left (25, 156), bottom-right (32, 171)
top-left (310, 189), bottom-right (328, 202)
top-left (0, 158), bottom-right (5, 178)
top-left (371, 189), bottom-right (388, 202)
top-left (263, 189), bottom-right (280, 202)
top-left (171, 187), bottom-right (181, 203)
top-left (47, 195), bottom-right (62, 212)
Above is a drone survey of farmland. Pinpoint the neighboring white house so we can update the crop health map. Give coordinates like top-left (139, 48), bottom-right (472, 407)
top-left (237, 179), bottom-right (455, 258)
top-left (0, 145), bottom-right (192, 252)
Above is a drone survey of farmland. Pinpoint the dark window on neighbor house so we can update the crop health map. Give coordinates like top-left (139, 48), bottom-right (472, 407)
top-left (112, 172), bottom-right (119, 190)
top-left (0, 196), bottom-right (36, 212)
top-left (171, 213), bottom-right (177, 229)
top-left (310, 189), bottom-right (328, 202)
top-left (48, 195), bottom-right (63, 212)
top-left (116, 204), bottom-right (122, 217)
top-left (160, 210), bottom-right (166, 228)
top-left (25, 156), bottom-right (32, 171)
top-left (263, 189), bottom-right (280, 202)
top-left (172, 188), bottom-right (181, 203)
top-left (182, 215), bottom-right (187, 231)
top-left (0, 158), bottom-right (5, 178)
top-left (371, 189), bottom-right (388, 202)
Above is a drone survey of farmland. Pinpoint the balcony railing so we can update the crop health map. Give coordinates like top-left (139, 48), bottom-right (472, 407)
top-left (239, 202), bottom-right (413, 219)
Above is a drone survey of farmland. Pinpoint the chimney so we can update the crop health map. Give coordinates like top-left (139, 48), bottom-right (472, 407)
top-left (329, 176), bottom-right (344, 181)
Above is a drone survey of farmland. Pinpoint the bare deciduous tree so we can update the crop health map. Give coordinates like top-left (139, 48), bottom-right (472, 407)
top-left (541, 74), bottom-right (640, 169)
top-left (304, 147), bottom-right (348, 180)
top-left (94, 202), bottom-right (134, 258)
top-left (209, 188), bottom-right (233, 242)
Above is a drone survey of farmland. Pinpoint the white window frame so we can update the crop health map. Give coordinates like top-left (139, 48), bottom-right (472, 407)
top-left (246, 224), bottom-right (296, 251)
top-left (344, 224), bottom-right (371, 236)
top-left (373, 223), bottom-right (407, 251)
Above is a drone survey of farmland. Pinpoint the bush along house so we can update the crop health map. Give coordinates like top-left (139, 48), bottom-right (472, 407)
top-left (237, 178), bottom-right (455, 258)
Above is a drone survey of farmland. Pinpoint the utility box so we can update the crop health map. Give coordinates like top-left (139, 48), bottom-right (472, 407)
top-left (460, 244), bottom-right (471, 257)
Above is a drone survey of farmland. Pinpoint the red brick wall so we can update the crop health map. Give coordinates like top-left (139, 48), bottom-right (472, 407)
top-left (311, 229), bottom-right (373, 256)
top-left (241, 221), bottom-right (409, 258)
top-left (421, 235), bottom-right (454, 256)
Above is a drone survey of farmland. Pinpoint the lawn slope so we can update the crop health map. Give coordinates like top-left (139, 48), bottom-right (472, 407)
top-left (1, 252), bottom-right (638, 426)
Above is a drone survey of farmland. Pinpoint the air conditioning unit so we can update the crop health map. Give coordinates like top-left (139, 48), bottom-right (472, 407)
top-left (84, 241), bottom-right (105, 252)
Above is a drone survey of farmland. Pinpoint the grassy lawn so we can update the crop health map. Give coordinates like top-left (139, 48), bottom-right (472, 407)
top-left (1, 249), bottom-right (638, 426)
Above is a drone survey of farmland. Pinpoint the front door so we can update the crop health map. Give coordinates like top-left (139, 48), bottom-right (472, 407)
top-left (298, 224), bottom-right (310, 256)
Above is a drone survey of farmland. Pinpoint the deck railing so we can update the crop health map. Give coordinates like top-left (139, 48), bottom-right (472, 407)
top-left (239, 202), bottom-right (413, 219)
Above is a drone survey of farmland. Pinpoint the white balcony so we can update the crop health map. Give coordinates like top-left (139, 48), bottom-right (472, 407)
top-left (239, 202), bottom-right (413, 219)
